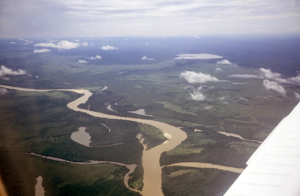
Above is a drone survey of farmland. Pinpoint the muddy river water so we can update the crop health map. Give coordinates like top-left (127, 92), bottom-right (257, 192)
top-left (66, 88), bottom-right (188, 196)
top-left (1, 84), bottom-right (244, 196)
top-left (0, 85), bottom-right (187, 196)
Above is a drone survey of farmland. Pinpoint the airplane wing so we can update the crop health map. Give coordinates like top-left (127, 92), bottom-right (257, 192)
top-left (224, 102), bottom-right (300, 196)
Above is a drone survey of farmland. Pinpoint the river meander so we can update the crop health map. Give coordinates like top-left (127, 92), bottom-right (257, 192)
top-left (1, 84), bottom-right (245, 196)
top-left (0, 84), bottom-right (187, 196)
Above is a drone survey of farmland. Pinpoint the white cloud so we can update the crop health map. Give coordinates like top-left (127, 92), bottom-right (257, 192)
top-left (295, 92), bottom-right (300, 100)
top-left (1, 0), bottom-right (300, 38)
top-left (175, 53), bottom-right (223, 60)
top-left (190, 87), bottom-right (206, 101)
top-left (145, 42), bottom-right (149, 44)
top-left (34, 40), bottom-right (79, 50)
top-left (220, 96), bottom-right (226, 100)
top-left (229, 68), bottom-right (300, 87)
top-left (289, 75), bottom-right (300, 85)
top-left (141, 56), bottom-right (154, 60)
top-left (33, 49), bottom-right (51, 53)
top-left (81, 42), bottom-right (88, 46)
top-left (259, 68), bottom-right (287, 83)
top-left (78, 60), bottom-right (88, 63)
top-left (239, 97), bottom-right (248, 101)
top-left (260, 68), bottom-right (281, 79)
top-left (180, 71), bottom-right (219, 84)
top-left (0, 65), bottom-right (27, 77)
top-left (215, 68), bottom-right (223, 71)
top-left (263, 79), bottom-right (286, 95)
top-left (217, 59), bottom-right (232, 65)
top-left (205, 105), bottom-right (213, 110)
top-left (259, 68), bottom-right (300, 85)
top-left (229, 74), bottom-right (261, 79)
top-left (101, 45), bottom-right (118, 50)
top-left (89, 55), bottom-right (102, 60)
top-left (24, 40), bottom-right (33, 44)
top-left (0, 88), bottom-right (9, 96)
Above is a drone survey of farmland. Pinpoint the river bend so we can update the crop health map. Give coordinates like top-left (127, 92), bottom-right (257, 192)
top-left (0, 85), bottom-right (187, 196)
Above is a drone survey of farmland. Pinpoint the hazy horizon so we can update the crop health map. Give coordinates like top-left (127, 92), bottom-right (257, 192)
top-left (1, 0), bottom-right (300, 38)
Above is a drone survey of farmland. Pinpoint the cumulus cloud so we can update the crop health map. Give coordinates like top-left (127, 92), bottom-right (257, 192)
top-left (259, 68), bottom-right (287, 83)
top-left (239, 97), bottom-right (248, 101)
top-left (0, 65), bottom-right (27, 77)
top-left (215, 68), bottom-right (223, 71)
top-left (34, 40), bottom-right (79, 50)
top-left (229, 74), bottom-right (261, 79)
top-left (217, 59), bottom-right (232, 65)
top-left (180, 71), bottom-right (219, 84)
top-left (229, 68), bottom-right (300, 87)
top-left (205, 105), bottom-right (213, 110)
top-left (141, 56), bottom-right (154, 60)
top-left (190, 87), bottom-right (206, 101)
top-left (89, 55), bottom-right (102, 60)
top-left (78, 60), bottom-right (88, 63)
top-left (289, 75), bottom-right (300, 85)
top-left (0, 88), bottom-right (9, 96)
top-left (295, 92), bottom-right (300, 100)
top-left (24, 40), bottom-right (33, 44)
top-left (259, 68), bottom-right (300, 85)
top-left (263, 79), bottom-right (286, 95)
top-left (101, 45), bottom-right (118, 50)
top-left (33, 49), bottom-right (51, 53)
top-left (81, 42), bottom-right (88, 46)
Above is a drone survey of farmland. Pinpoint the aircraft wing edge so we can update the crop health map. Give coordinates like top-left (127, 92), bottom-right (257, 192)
top-left (224, 102), bottom-right (300, 196)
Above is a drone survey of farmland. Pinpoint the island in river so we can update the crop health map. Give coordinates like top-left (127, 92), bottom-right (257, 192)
top-left (0, 36), bottom-right (299, 196)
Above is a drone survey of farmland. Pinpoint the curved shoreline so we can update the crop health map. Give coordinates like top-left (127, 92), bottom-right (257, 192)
top-left (164, 162), bottom-right (244, 173)
top-left (218, 131), bottom-right (262, 144)
top-left (27, 153), bottom-right (138, 192)
top-left (1, 85), bottom-right (187, 196)
top-left (65, 88), bottom-right (188, 196)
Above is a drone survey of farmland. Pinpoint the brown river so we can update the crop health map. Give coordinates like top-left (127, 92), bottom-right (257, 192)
top-left (0, 84), bottom-right (187, 196)
top-left (1, 84), bottom-right (244, 196)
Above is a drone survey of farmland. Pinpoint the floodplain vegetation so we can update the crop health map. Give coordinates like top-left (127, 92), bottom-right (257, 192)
top-left (0, 44), bottom-right (299, 195)
top-left (0, 90), bottom-right (164, 195)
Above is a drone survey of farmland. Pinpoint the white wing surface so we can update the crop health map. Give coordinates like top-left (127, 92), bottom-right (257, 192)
top-left (224, 102), bottom-right (300, 196)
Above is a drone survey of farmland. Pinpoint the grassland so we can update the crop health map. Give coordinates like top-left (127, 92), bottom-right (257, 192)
top-left (0, 90), bottom-right (169, 195)
top-left (156, 101), bottom-right (197, 115)
top-left (0, 153), bottom-right (140, 196)
top-left (160, 131), bottom-right (260, 168)
top-left (1, 42), bottom-right (299, 195)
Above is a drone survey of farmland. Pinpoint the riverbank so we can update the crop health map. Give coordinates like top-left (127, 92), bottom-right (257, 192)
top-left (0, 84), bottom-right (187, 196)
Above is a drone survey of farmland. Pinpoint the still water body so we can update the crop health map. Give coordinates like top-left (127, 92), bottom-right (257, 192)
top-left (0, 85), bottom-right (187, 196)
top-left (66, 88), bottom-right (187, 196)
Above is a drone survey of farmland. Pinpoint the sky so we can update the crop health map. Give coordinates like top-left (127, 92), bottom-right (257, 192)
top-left (1, 0), bottom-right (300, 38)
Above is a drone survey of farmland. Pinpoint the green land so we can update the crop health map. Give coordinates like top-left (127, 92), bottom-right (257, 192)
top-left (0, 48), bottom-right (299, 195)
